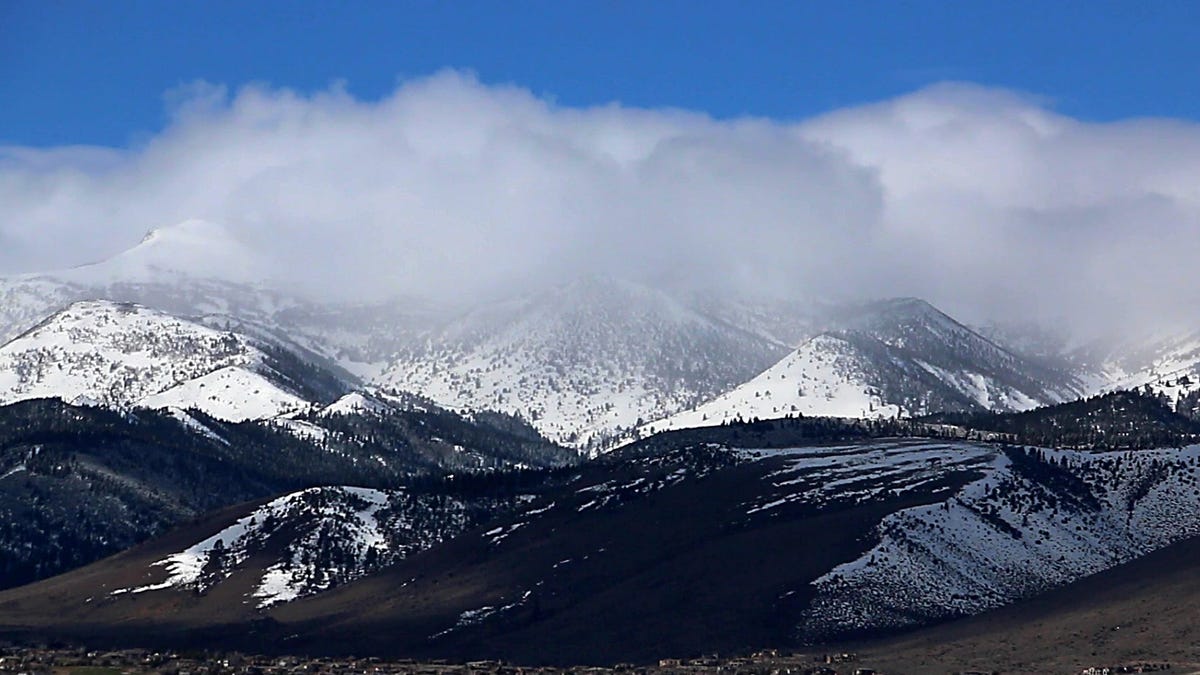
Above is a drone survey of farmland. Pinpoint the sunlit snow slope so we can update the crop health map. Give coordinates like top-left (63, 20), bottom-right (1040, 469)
top-left (0, 300), bottom-right (347, 420)
top-left (378, 277), bottom-right (786, 450)
top-left (649, 298), bottom-right (1083, 433)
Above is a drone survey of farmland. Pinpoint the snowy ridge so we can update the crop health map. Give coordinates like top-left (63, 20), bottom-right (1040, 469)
top-left (1086, 331), bottom-right (1200, 414)
top-left (831, 298), bottom-right (1083, 407)
top-left (799, 444), bottom-right (1200, 639)
top-left (139, 366), bottom-right (310, 422)
top-left (0, 300), bottom-right (266, 408)
top-left (113, 487), bottom-right (394, 607)
top-left (417, 439), bottom-right (1179, 645)
top-left (318, 391), bottom-right (397, 417)
top-left (0, 230), bottom-right (1102, 452)
top-left (320, 391), bottom-right (390, 417)
top-left (112, 485), bottom-right (497, 608)
top-left (0, 220), bottom-right (260, 344)
top-left (650, 334), bottom-right (901, 431)
top-left (1062, 326), bottom-right (1200, 405)
top-left (0, 277), bottom-right (88, 346)
top-left (0, 300), bottom-right (346, 421)
top-left (648, 300), bottom-right (1082, 435)
top-left (252, 487), bottom-right (390, 607)
top-left (57, 219), bottom-right (267, 286)
top-left (0, 219), bottom-right (443, 377)
top-left (734, 441), bottom-right (994, 514)
top-left (378, 277), bottom-right (786, 450)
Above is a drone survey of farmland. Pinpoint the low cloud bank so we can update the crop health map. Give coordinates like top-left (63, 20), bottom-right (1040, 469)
top-left (3, 71), bottom-right (1198, 336)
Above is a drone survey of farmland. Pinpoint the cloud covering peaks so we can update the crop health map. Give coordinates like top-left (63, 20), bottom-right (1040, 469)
top-left (2, 71), bottom-right (1198, 333)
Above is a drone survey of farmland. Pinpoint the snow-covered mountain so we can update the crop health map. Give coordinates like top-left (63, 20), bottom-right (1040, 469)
top-left (13, 422), bottom-right (1200, 663)
top-left (648, 298), bottom-right (1084, 432)
top-left (112, 485), bottom-right (521, 608)
top-left (1071, 330), bottom-right (1200, 415)
top-left (7, 218), bottom-right (1183, 451)
top-left (61, 219), bottom-right (267, 286)
top-left (0, 300), bottom-right (351, 420)
top-left (0, 219), bottom-right (267, 344)
top-left (0, 261), bottom-right (1093, 449)
top-left (377, 277), bottom-right (788, 450)
top-left (0, 220), bottom-right (445, 381)
top-left (802, 443), bottom-right (1200, 639)
top-left (0, 388), bottom-right (575, 590)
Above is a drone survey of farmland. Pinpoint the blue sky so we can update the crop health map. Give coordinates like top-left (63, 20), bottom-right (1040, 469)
top-left (3, 2), bottom-right (1200, 329)
top-left (2, 0), bottom-right (1199, 147)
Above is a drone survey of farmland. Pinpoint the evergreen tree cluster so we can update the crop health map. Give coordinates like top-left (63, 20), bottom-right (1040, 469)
top-left (0, 396), bottom-right (575, 591)
top-left (925, 389), bottom-right (1200, 450)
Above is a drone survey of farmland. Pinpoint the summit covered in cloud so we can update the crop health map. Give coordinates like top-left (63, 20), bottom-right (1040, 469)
top-left (2, 71), bottom-right (1198, 336)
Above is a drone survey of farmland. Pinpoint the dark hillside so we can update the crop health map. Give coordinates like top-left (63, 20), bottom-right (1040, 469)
top-left (924, 389), bottom-right (1200, 449)
top-left (852, 533), bottom-right (1200, 674)
top-left (0, 398), bottom-right (572, 590)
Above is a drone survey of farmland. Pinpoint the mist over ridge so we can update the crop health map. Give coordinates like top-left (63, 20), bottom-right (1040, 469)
top-left (4, 71), bottom-right (1200, 339)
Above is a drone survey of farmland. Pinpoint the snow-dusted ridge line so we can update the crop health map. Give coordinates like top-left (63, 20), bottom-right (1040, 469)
top-left (0, 218), bottom-right (1188, 455)
top-left (649, 334), bottom-right (902, 432)
top-left (138, 365), bottom-right (310, 422)
top-left (253, 486), bottom-right (391, 607)
top-left (731, 441), bottom-right (994, 516)
top-left (645, 299), bottom-right (1082, 439)
top-left (0, 251), bottom-right (1101, 454)
top-left (109, 484), bottom-right (523, 609)
top-left (0, 300), bottom-right (265, 407)
top-left (113, 487), bottom-right (398, 608)
top-left (799, 444), bottom-right (1200, 639)
top-left (376, 276), bottom-right (789, 452)
top-left (0, 299), bottom-right (355, 423)
top-left (319, 391), bottom-right (393, 417)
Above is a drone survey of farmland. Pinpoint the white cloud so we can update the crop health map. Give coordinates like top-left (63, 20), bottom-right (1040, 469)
top-left (2, 71), bottom-right (1199, 336)
top-left (801, 83), bottom-right (1200, 333)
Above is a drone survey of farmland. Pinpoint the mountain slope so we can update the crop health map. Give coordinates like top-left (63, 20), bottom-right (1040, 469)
top-left (0, 400), bottom-right (403, 590)
top-left (0, 222), bottom-right (1094, 451)
top-left (650, 298), bottom-right (1084, 432)
top-left (0, 300), bottom-right (351, 421)
top-left (109, 483), bottom-right (534, 610)
top-left (853, 534), bottom-right (1200, 674)
top-left (4, 421), bottom-right (1198, 664)
top-left (0, 219), bottom-right (271, 345)
top-left (0, 395), bottom-right (573, 591)
top-left (801, 443), bottom-right (1200, 640)
top-left (378, 277), bottom-right (788, 450)
top-left (1084, 331), bottom-right (1200, 423)
top-left (0, 220), bottom-right (445, 382)
top-left (926, 388), bottom-right (1200, 449)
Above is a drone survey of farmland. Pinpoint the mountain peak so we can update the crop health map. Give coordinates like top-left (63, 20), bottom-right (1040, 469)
top-left (0, 299), bottom-right (345, 421)
top-left (59, 219), bottom-right (267, 285)
top-left (849, 296), bottom-right (952, 324)
top-left (136, 218), bottom-right (225, 245)
top-left (873, 295), bottom-right (936, 310)
top-left (830, 296), bottom-right (987, 349)
top-left (381, 275), bottom-right (788, 449)
top-left (21, 298), bottom-right (162, 336)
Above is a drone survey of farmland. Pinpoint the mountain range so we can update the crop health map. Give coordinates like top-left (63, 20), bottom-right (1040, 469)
top-left (2, 218), bottom-right (1200, 670)
top-left (2, 409), bottom-right (1199, 669)
top-left (0, 218), bottom-right (1142, 452)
